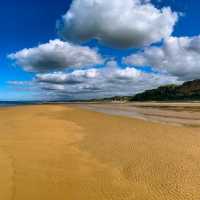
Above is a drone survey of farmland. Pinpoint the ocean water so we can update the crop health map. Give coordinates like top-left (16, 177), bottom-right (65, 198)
top-left (0, 104), bottom-right (10, 107)
top-left (0, 101), bottom-right (38, 107)
top-left (0, 102), bottom-right (20, 107)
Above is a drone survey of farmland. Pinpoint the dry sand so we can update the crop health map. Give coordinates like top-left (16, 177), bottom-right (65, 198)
top-left (0, 104), bottom-right (200, 199)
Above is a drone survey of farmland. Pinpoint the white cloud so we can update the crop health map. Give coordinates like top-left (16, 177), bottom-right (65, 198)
top-left (7, 81), bottom-right (32, 86)
top-left (58, 0), bottom-right (178, 48)
top-left (36, 68), bottom-right (99, 84)
top-left (124, 36), bottom-right (200, 80)
top-left (34, 61), bottom-right (179, 100)
top-left (8, 39), bottom-right (103, 72)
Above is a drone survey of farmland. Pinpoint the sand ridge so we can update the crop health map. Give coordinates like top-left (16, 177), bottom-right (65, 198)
top-left (0, 105), bottom-right (200, 199)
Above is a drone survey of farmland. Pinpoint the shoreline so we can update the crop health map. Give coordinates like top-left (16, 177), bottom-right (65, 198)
top-left (3, 102), bottom-right (200, 127)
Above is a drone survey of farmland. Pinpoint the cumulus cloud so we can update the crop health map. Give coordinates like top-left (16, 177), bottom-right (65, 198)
top-left (8, 39), bottom-right (103, 72)
top-left (33, 61), bottom-right (180, 100)
top-left (124, 36), bottom-right (200, 80)
top-left (58, 0), bottom-right (178, 48)
top-left (36, 68), bottom-right (99, 84)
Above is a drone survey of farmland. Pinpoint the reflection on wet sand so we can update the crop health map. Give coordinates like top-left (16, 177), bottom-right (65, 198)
top-left (78, 102), bottom-right (200, 127)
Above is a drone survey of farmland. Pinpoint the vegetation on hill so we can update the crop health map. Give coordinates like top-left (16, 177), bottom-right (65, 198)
top-left (95, 80), bottom-right (200, 102)
top-left (131, 80), bottom-right (200, 101)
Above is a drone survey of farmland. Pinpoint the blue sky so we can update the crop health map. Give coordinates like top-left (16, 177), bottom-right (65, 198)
top-left (0, 0), bottom-right (72, 100)
top-left (1, 0), bottom-right (200, 101)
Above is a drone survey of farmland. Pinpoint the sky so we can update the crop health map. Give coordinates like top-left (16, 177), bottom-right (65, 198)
top-left (1, 0), bottom-right (200, 101)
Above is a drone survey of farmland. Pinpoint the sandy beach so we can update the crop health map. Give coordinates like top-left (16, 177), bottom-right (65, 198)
top-left (1, 104), bottom-right (200, 200)
top-left (79, 102), bottom-right (200, 127)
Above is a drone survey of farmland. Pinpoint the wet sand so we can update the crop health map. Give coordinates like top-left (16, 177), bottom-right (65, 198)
top-left (1, 104), bottom-right (200, 199)
top-left (78, 102), bottom-right (200, 127)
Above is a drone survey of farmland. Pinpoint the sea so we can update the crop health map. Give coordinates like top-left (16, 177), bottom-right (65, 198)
top-left (0, 101), bottom-right (40, 107)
